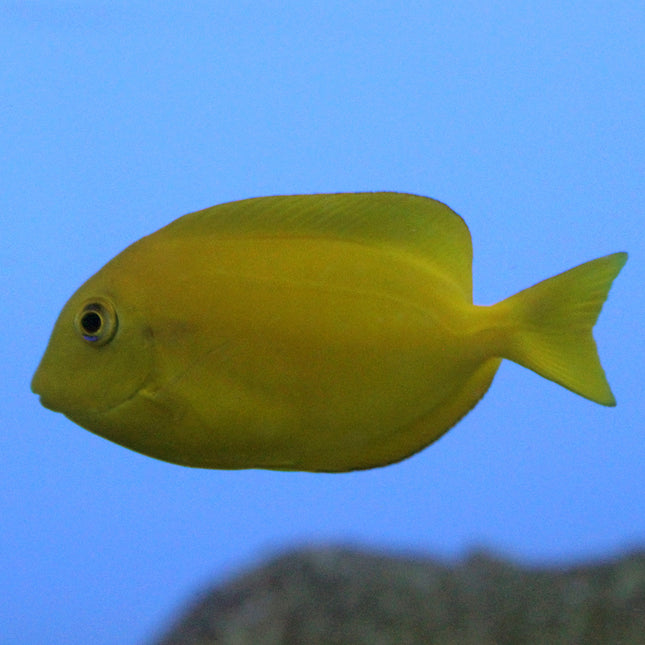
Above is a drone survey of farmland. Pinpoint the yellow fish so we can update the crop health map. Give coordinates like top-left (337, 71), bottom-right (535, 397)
top-left (31, 193), bottom-right (626, 472)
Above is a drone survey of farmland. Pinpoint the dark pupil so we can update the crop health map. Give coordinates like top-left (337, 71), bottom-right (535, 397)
top-left (81, 311), bottom-right (103, 335)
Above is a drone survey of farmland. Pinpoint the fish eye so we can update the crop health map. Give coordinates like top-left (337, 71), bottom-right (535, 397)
top-left (74, 298), bottom-right (118, 346)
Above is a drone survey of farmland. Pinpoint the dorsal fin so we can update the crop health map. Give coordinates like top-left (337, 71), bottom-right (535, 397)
top-left (158, 192), bottom-right (473, 299)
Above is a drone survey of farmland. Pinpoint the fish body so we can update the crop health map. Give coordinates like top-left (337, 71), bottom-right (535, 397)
top-left (31, 193), bottom-right (627, 471)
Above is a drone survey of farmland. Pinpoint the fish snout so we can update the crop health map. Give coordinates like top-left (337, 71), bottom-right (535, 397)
top-left (31, 366), bottom-right (57, 411)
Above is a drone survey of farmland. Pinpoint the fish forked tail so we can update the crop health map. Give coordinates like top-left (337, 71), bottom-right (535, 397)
top-left (497, 252), bottom-right (627, 406)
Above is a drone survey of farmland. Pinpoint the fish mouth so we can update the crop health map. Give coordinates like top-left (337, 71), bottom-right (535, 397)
top-left (36, 394), bottom-right (58, 412)
top-left (31, 334), bottom-right (158, 416)
top-left (32, 371), bottom-right (148, 417)
top-left (31, 373), bottom-right (58, 412)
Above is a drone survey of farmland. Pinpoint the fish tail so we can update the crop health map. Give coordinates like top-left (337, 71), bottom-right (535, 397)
top-left (497, 252), bottom-right (627, 406)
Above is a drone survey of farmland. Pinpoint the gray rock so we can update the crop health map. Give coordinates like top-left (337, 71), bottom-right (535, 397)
top-left (151, 546), bottom-right (645, 645)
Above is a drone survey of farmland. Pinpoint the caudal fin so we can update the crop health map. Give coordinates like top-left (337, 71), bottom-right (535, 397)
top-left (499, 252), bottom-right (627, 406)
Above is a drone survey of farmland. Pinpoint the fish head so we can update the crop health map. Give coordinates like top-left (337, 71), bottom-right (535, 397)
top-left (31, 274), bottom-right (155, 423)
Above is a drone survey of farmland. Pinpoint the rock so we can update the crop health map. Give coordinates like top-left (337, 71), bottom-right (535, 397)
top-left (151, 546), bottom-right (645, 645)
